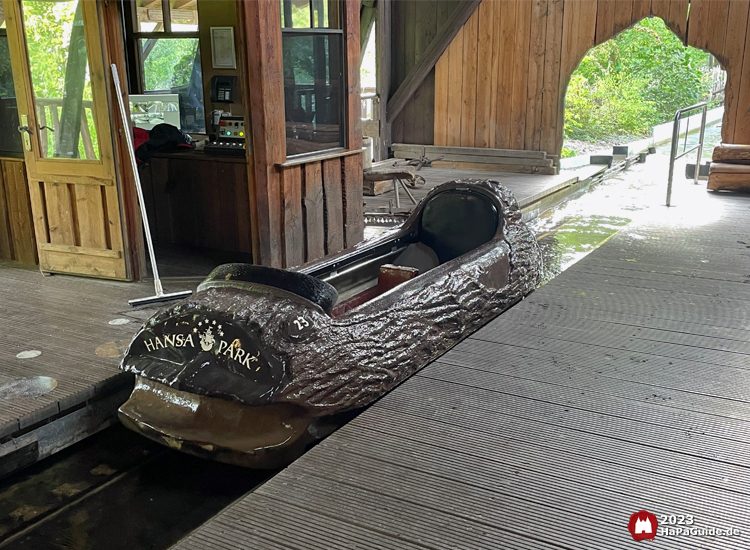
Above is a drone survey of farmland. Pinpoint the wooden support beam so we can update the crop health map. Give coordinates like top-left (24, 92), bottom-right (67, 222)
top-left (360, 0), bottom-right (377, 57)
top-left (376, 0), bottom-right (391, 159)
top-left (385, 0), bottom-right (481, 124)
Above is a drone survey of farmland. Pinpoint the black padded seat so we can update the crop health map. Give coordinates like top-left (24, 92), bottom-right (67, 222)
top-left (419, 190), bottom-right (499, 264)
top-left (202, 264), bottom-right (339, 314)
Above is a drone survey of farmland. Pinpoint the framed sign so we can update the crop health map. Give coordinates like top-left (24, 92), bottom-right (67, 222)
top-left (211, 27), bottom-right (237, 70)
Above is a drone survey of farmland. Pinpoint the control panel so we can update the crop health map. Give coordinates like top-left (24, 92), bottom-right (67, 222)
top-left (205, 115), bottom-right (248, 157)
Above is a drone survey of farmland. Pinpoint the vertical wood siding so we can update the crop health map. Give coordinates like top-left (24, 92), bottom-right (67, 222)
top-left (428, 0), bottom-right (750, 156)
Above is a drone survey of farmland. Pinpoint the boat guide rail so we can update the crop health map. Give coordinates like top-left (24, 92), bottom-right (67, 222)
top-left (118, 180), bottom-right (543, 468)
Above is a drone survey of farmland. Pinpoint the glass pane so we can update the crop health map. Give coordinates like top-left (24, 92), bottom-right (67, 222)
top-left (140, 38), bottom-right (205, 133)
top-left (22, 0), bottom-right (99, 160)
top-left (136, 0), bottom-right (163, 32)
top-left (283, 33), bottom-right (344, 155)
top-left (169, 0), bottom-right (198, 32)
top-left (281, 0), bottom-right (310, 28)
top-left (281, 0), bottom-right (340, 28)
top-left (0, 34), bottom-right (23, 156)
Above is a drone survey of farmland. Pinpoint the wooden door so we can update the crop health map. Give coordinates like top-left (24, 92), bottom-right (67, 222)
top-left (3, 0), bottom-right (129, 279)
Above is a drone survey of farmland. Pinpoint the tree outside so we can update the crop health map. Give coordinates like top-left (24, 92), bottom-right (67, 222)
top-left (563, 17), bottom-right (716, 157)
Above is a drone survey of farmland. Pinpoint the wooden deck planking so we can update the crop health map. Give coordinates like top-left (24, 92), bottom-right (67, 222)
top-left (173, 189), bottom-right (750, 549)
top-left (0, 263), bottom-right (157, 441)
top-left (364, 164), bottom-right (605, 214)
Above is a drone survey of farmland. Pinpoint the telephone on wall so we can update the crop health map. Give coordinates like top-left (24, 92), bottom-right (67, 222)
top-left (210, 75), bottom-right (238, 103)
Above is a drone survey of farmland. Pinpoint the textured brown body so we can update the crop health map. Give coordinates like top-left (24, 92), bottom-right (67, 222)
top-left (119, 180), bottom-right (542, 467)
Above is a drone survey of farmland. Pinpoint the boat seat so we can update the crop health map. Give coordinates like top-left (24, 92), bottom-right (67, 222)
top-left (201, 264), bottom-right (339, 314)
top-left (393, 242), bottom-right (440, 273)
top-left (419, 189), bottom-right (499, 264)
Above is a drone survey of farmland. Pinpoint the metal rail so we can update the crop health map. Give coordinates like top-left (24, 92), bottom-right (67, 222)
top-left (666, 102), bottom-right (708, 207)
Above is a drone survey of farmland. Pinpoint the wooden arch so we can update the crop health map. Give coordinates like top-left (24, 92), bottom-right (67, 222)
top-left (433, 0), bottom-right (750, 158)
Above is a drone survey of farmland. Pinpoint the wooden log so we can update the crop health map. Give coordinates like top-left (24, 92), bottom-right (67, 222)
top-left (712, 144), bottom-right (750, 163)
top-left (709, 162), bottom-right (750, 173)
top-left (708, 170), bottom-right (750, 191)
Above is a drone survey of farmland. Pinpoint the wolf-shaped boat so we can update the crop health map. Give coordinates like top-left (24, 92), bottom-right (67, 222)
top-left (119, 179), bottom-right (542, 468)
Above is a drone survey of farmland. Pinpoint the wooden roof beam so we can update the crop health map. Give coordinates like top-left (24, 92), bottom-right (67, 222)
top-left (385, 0), bottom-right (481, 123)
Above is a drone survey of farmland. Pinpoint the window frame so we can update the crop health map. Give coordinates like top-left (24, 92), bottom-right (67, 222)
top-left (280, 0), bottom-right (348, 159)
top-left (123, 0), bottom-right (200, 96)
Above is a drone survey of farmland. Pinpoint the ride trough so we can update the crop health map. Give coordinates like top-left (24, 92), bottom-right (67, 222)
top-left (119, 179), bottom-right (543, 468)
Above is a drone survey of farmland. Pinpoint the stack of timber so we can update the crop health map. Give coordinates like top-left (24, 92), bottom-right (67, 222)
top-left (708, 144), bottom-right (750, 191)
top-left (392, 144), bottom-right (557, 175)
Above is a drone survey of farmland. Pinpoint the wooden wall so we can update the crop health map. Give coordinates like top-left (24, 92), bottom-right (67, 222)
top-left (139, 154), bottom-right (252, 254)
top-left (390, 0), bottom-right (461, 145)
top-left (238, 0), bottom-right (363, 269)
top-left (429, 0), bottom-right (750, 157)
top-left (0, 158), bottom-right (36, 265)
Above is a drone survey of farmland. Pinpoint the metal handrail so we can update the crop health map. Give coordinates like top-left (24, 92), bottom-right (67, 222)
top-left (666, 102), bottom-right (708, 207)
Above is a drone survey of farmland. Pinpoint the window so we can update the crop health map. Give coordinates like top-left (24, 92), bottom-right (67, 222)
top-left (125, 0), bottom-right (205, 133)
top-left (281, 0), bottom-right (345, 156)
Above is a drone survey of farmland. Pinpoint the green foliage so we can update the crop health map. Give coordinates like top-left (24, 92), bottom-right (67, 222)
top-left (565, 17), bottom-right (712, 142)
top-left (142, 38), bottom-right (199, 91)
top-left (560, 146), bottom-right (577, 158)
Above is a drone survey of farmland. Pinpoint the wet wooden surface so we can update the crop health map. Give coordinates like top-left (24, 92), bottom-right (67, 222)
top-left (364, 164), bottom-right (606, 213)
top-left (0, 263), bottom-right (159, 440)
top-left (173, 189), bottom-right (750, 549)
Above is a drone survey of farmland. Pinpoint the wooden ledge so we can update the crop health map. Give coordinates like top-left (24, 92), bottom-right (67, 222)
top-left (277, 148), bottom-right (361, 168)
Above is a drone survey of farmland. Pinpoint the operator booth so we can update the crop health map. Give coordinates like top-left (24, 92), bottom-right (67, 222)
top-left (0, 0), bottom-right (363, 280)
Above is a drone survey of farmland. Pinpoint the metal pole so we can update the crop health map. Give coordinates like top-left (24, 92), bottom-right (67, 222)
top-left (111, 64), bottom-right (192, 306)
top-left (666, 109), bottom-right (680, 207)
top-left (694, 105), bottom-right (708, 185)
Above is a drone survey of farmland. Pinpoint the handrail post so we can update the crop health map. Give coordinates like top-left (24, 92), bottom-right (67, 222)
top-left (666, 109), bottom-right (680, 207)
top-left (694, 105), bottom-right (708, 185)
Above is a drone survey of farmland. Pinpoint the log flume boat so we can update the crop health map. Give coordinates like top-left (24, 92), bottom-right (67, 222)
top-left (119, 180), bottom-right (543, 468)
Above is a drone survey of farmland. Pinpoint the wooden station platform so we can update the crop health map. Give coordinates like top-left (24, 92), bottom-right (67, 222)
top-left (364, 164), bottom-right (607, 214)
top-left (0, 264), bottom-right (161, 476)
top-left (172, 186), bottom-right (750, 548)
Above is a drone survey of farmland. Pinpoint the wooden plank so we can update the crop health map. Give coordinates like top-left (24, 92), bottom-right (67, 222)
top-left (433, 52), bottom-right (449, 145)
top-left (687, 0), bottom-right (708, 49)
top-left (37, 243), bottom-right (122, 258)
top-left (415, 152), bottom-right (554, 167)
top-left (631, 0), bottom-right (652, 23)
top-left (4, 161), bottom-right (37, 265)
top-left (510, 0), bottom-right (532, 150)
top-left (459, 9), bottom-right (479, 147)
top-left (376, 0), bottom-right (391, 159)
top-left (445, 28), bottom-right (464, 146)
top-left (431, 160), bottom-right (557, 175)
top-left (613, 0), bottom-right (634, 35)
top-left (322, 159), bottom-right (344, 255)
top-left (718, 0), bottom-right (750, 143)
top-left (474, 0), bottom-right (496, 148)
top-left (344, 0), bottom-right (362, 153)
top-left (281, 167), bottom-right (304, 268)
top-left (494, 0), bottom-right (517, 149)
top-left (540, 0), bottom-right (564, 156)
top-left (303, 162), bottom-right (326, 263)
top-left (74, 185), bottom-right (107, 249)
top-left (392, 144), bottom-right (548, 159)
top-left (0, 161), bottom-right (13, 260)
top-left (668, 0), bottom-right (689, 43)
top-left (713, 142), bottom-right (750, 162)
top-left (705, 0), bottom-right (730, 57)
top-left (44, 182), bottom-right (75, 246)
top-left (386, 0), bottom-right (482, 123)
top-left (732, 8), bottom-right (750, 144)
top-left (524, 0), bottom-right (548, 151)
top-left (342, 154), bottom-right (363, 249)
top-left (595, 0), bottom-right (617, 46)
top-left (238, 0), bottom-right (285, 267)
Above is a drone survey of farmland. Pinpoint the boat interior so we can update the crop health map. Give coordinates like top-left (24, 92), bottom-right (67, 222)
top-left (310, 186), bottom-right (504, 317)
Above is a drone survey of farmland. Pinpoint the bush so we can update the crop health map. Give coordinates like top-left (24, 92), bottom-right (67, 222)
top-left (565, 17), bottom-right (712, 142)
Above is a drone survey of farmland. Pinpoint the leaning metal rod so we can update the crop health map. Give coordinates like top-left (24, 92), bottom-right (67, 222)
top-left (110, 64), bottom-right (192, 306)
